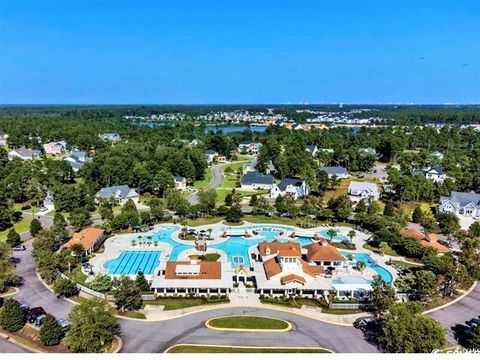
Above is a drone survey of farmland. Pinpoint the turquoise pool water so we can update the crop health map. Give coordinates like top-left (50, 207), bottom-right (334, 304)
top-left (105, 251), bottom-right (161, 275)
top-left (341, 252), bottom-right (393, 283)
top-left (318, 228), bottom-right (348, 242)
top-left (333, 275), bottom-right (371, 285)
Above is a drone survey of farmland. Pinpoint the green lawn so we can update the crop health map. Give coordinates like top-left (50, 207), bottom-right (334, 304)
top-left (244, 215), bottom-right (312, 227)
top-left (391, 259), bottom-right (423, 270)
top-left (194, 168), bottom-right (213, 190)
top-left (221, 174), bottom-right (239, 189)
top-left (0, 219), bottom-right (32, 241)
top-left (189, 253), bottom-right (221, 262)
top-left (184, 216), bottom-right (224, 227)
top-left (167, 345), bottom-right (330, 353)
top-left (13, 203), bottom-right (41, 214)
top-left (363, 243), bottom-right (400, 257)
top-left (143, 296), bottom-right (229, 310)
top-left (208, 316), bottom-right (289, 330)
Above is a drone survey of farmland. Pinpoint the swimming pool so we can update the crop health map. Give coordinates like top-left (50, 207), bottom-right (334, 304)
top-left (318, 228), bottom-right (349, 242)
top-left (341, 252), bottom-right (393, 283)
top-left (105, 251), bottom-right (162, 275)
top-left (333, 275), bottom-right (371, 285)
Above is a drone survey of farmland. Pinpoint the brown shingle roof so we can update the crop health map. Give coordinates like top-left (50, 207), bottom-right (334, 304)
top-left (64, 228), bottom-right (104, 251)
top-left (164, 261), bottom-right (222, 280)
top-left (258, 240), bottom-right (301, 257)
top-left (301, 260), bottom-right (325, 277)
top-left (400, 229), bottom-right (450, 253)
top-left (263, 257), bottom-right (282, 279)
top-left (306, 242), bottom-right (345, 262)
top-left (281, 274), bottom-right (306, 285)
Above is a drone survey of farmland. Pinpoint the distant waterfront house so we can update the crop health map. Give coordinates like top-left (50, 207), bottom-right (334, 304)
top-left (358, 147), bottom-right (377, 157)
top-left (0, 133), bottom-right (8, 147)
top-left (43, 140), bottom-right (67, 155)
top-left (174, 176), bottom-right (187, 190)
top-left (205, 149), bottom-right (218, 164)
top-left (95, 185), bottom-right (139, 204)
top-left (64, 228), bottom-right (106, 255)
top-left (8, 147), bottom-right (41, 161)
top-left (240, 171), bottom-right (274, 190)
top-left (320, 166), bottom-right (349, 179)
top-left (305, 145), bottom-right (318, 156)
top-left (64, 150), bottom-right (89, 172)
top-left (348, 181), bottom-right (380, 203)
top-left (99, 133), bottom-right (121, 142)
top-left (412, 166), bottom-right (446, 183)
top-left (270, 178), bottom-right (309, 200)
top-left (238, 141), bottom-right (262, 155)
top-left (439, 191), bottom-right (480, 218)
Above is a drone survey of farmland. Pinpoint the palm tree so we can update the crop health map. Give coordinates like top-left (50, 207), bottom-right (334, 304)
top-left (326, 229), bottom-right (337, 242)
top-left (207, 228), bottom-right (213, 239)
top-left (356, 260), bottom-right (366, 273)
top-left (347, 230), bottom-right (356, 244)
top-left (131, 239), bottom-right (137, 247)
top-left (180, 218), bottom-right (188, 239)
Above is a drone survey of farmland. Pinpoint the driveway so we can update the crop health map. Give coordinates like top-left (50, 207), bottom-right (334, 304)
top-left (187, 163), bottom-right (225, 205)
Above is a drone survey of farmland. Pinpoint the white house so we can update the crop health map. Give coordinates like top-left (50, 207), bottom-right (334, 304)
top-left (320, 166), bottom-right (349, 179)
top-left (205, 150), bottom-right (218, 164)
top-left (64, 151), bottom-right (89, 172)
top-left (95, 185), bottom-right (139, 204)
top-left (238, 141), bottom-right (262, 155)
top-left (240, 171), bottom-right (274, 190)
top-left (270, 178), bottom-right (309, 200)
top-left (0, 133), bottom-right (8, 147)
top-left (359, 147), bottom-right (377, 157)
top-left (439, 191), bottom-right (480, 219)
top-left (431, 151), bottom-right (444, 160)
top-left (99, 133), bottom-right (121, 142)
top-left (8, 147), bottom-right (41, 161)
top-left (43, 141), bottom-right (67, 155)
top-left (348, 181), bottom-right (380, 203)
top-left (174, 176), bottom-right (187, 190)
top-left (412, 166), bottom-right (446, 183)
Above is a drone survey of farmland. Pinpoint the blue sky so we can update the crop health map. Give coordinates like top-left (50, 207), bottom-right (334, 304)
top-left (0, 0), bottom-right (479, 104)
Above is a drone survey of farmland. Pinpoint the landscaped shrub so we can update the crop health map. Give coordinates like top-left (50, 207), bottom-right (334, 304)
top-left (0, 298), bottom-right (26, 332)
top-left (53, 278), bottom-right (80, 298)
top-left (40, 314), bottom-right (65, 346)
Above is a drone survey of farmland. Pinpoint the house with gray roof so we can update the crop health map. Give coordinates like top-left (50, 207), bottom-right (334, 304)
top-left (320, 166), bottom-right (349, 179)
top-left (8, 147), bottom-right (41, 161)
top-left (95, 185), bottom-right (139, 204)
top-left (412, 166), bottom-right (446, 183)
top-left (305, 145), bottom-right (318, 156)
top-left (240, 171), bottom-right (274, 190)
top-left (64, 151), bottom-right (89, 172)
top-left (348, 181), bottom-right (380, 204)
top-left (205, 149), bottom-right (218, 164)
top-left (431, 151), bottom-right (444, 160)
top-left (439, 191), bottom-right (480, 219)
top-left (270, 178), bottom-right (309, 200)
top-left (174, 176), bottom-right (187, 190)
top-left (99, 133), bottom-right (121, 142)
top-left (358, 147), bottom-right (377, 157)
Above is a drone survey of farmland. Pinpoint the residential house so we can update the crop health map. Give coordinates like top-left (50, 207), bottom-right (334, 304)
top-left (64, 150), bottom-right (89, 172)
top-left (319, 148), bottom-right (334, 154)
top-left (400, 228), bottom-right (450, 253)
top-left (320, 166), bottom-right (349, 179)
top-left (240, 171), bottom-right (274, 190)
top-left (64, 228), bottom-right (105, 255)
top-left (348, 181), bottom-right (380, 203)
top-left (431, 151), bottom-right (444, 160)
top-left (358, 147), bottom-right (377, 157)
top-left (99, 133), bottom-right (121, 142)
top-left (238, 141), bottom-right (262, 155)
top-left (412, 166), bottom-right (446, 183)
top-left (270, 178), bottom-right (309, 200)
top-left (174, 176), bottom-right (187, 190)
top-left (95, 185), bottom-right (139, 204)
top-left (189, 139), bottom-right (202, 146)
top-left (0, 133), bottom-right (8, 147)
top-left (305, 145), bottom-right (318, 156)
top-left (8, 147), bottom-right (41, 161)
top-left (205, 150), bottom-right (218, 164)
top-left (217, 154), bottom-right (227, 163)
top-left (43, 141), bottom-right (67, 155)
top-left (439, 191), bottom-right (480, 218)
top-left (242, 159), bottom-right (257, 174)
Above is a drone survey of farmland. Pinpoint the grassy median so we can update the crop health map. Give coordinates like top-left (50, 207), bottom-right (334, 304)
top-left (207, 316), bottom-right (289, 330)
top-left (167, 345), bottom-right (330, 353)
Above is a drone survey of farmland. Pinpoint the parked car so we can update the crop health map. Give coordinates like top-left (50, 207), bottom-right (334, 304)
top-left (353, 318), bottom-right (375, 329)
top-left (12, 245), bottom-right (26, 251)
top-left (57, 318), bottom-right (70, 331)
top-left (35, 314), bottom-right (46, 327)
top-left (27, 307), bottom-right (46, 323)
top-left (20, 304), bottom-right (30, 313)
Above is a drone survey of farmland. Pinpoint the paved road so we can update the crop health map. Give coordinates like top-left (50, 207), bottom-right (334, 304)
top-left (19, 213), bottom-right (55, 242)
top-left (187, 163), bottom-right (225, 205)
top-left (429, 282), bottom-right (480, 343)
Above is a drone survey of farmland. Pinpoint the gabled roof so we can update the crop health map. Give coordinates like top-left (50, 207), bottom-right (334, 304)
top-left (443, 191), bottom-right (480, 208)
top-left (10, 147), bottom-right (40, 158)
top-left (281, 274), bottom-right (306, 285)
top-left (64, 228), bottom-right (104, 251)
top-left (205, 149), bottom-right (218, 155)
top-left (174, 176), bottom-right (186, 182)
top-left (258, 240), bottom-right (302, 257)
top-left (263, 257), bottom-right (282, 279)
top-left (241, 171), bottom-right (273, 185)
top-left (305, 145), bottom-right (317, 152)
top-left (277, 178), bottom-right (304, 191)
top-left (348, 181), bottom-right (378, 193)
top-left (164, 261), bottom-right (222, 280)
top-left (301, 260), bottom-right (325, 276)
top-left (400, 228), bottom-right (449, 253)
top-left (320, 166), bottom-right (348, 175)
top-left (306, 242), bottom-right (345, 262)
top-left (96, 185), bottom-right (137, 199)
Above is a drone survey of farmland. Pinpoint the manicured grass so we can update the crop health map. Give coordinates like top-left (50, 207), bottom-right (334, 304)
top-left (167, 345), bottom-right (330, 353)
top-left (184, 216), bottom-right (224, 226)
top-left (14, 203), bottom-right (41, 214)
top-left (391, 259), bottom-right (423, 270)
top-left (244, 215), bottom-right (313, 227)
top-left (118, 310), bottom-right (146, 319)
top-left (143, 296), bottom-right (229, 310)
top-left (66, 266), bottom-right (88, 286)
top-left (363, 243), bottom-right (400, 257)
top-left (194, 168), bottom-right (213, 190)
top-left (208, 316), bottom-right (289, 330)
top-left (0, 218), bottom-right (32, 241)
top-left (189, 253), bottom-right (221, 262)
top-left (221, 174), bottom-right (239, 189)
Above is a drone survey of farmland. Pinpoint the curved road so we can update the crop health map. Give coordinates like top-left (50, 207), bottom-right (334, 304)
top-left (187, 163), bottom-right (225, 205)
top-left (3, 244), bottom-right (480, 352)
